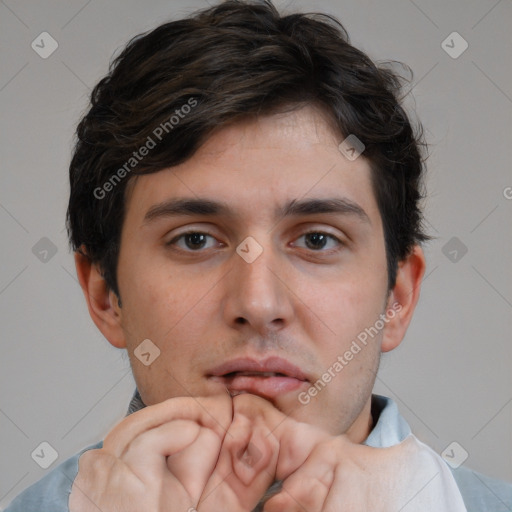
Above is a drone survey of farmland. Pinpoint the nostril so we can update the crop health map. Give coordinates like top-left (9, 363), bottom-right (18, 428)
top-left (235, 317), bottom-right (247, 325)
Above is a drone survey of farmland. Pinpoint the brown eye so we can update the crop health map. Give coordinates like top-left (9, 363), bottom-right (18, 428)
top-left (294, 232), bottom-right (341, 251)
top-left (168, 232), bottom-right (218, 251)
top-left (304, 233), bottom-right (328, 250)
top-left (183, 233), bottom-right (208, 250)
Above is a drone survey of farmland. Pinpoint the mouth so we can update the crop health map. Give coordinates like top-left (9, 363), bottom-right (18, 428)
top-left (207, 357), bottom-right (309, 399)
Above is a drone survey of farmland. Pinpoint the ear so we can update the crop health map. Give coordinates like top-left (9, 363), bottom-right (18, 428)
top-left (74, 250), bottom-right (127, 349)
top-left (381, 245), bottom-right (426, 353)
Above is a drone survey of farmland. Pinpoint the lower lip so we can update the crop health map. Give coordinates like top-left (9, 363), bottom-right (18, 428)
top-left (211, 375), bottom-right (307, 399)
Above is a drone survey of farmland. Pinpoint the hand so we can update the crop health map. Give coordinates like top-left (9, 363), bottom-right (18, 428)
top-left (69, 392), bottom-right (465, 512)
top-left (69, 393), bottom-right (294, 512)
top-left (69, 394), bottom-right (233, 512)
top-left (204, 396), bottom-right (465, 512)
top-left (263, 432), bottom-right (466, 511)
top-left (197, 393), bottom-right (287, 511)
top-left (196, 393), bottom-right (333, 511)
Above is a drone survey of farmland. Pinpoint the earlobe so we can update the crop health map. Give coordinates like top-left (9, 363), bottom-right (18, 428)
top-left (74, 250), bottom-right (127, 349)
top-left (381, 245), bottom-right (426, 353)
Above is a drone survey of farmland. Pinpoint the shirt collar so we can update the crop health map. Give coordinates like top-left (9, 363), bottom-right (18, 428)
top-left (126, 388), bottom-right (146, 415)
top-left (363, 393), bottom-right (411, 447)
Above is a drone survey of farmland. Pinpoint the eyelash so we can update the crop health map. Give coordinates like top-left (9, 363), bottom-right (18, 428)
top-left (167, 231), bottom-right (220, 251)
top-left (167, 230), bottom-right (344, 253)
top-left (295, 230), bottom-right (344, 252)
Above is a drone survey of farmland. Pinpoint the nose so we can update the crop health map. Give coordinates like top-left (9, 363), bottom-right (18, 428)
top-left (222, 241), bottom-right (294, 336)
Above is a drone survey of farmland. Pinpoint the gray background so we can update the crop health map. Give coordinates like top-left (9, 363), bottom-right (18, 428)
top-left (1, 0), bottom-right (511, 506)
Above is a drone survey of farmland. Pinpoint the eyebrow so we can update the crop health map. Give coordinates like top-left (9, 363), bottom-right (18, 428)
top-left (278, 197), bottom-right (370, 223)
top-left (143, 197), bottom-right (370, 225)
top-left (144, 198), bottom-right (230, 224)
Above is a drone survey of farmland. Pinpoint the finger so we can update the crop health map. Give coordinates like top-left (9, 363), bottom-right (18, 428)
top-left (165, 421), bottom-right (223, 500)
top-left (199, 398), bottom-right (279, 512)
top-left (231, 393), bottom-right (290, 433)
top-left (274, 420), bottom-right (335, 480)
top-left (104, 394), bottom-right (233, 458)
top-left (226, 411), bottom-right (275, 488)
top-left (231, 394), bottom-right (333, 480)
top-left (121, 419), bottom-right (222, 502)
top-left (264, 442), bottom-right (337, 512)
top-left (321, 464), bottom-right (368, 511)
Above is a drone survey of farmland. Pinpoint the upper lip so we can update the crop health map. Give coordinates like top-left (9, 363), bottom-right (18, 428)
top-left (207, 356), bottom-right (309, 381)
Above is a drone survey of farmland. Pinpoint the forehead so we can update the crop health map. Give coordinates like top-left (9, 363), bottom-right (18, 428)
top-left (124, 106), bottom-right (380, 226)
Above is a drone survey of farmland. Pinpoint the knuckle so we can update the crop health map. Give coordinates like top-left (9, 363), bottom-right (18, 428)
top-left (77, 448), bottom-right (101, 471)
top-left (264, 492), bottom-right (294, 511)
top-left (289, 478), bottom-right (328, 507)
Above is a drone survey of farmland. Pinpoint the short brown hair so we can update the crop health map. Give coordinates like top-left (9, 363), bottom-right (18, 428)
top-left (67, 0), bottom-right (429, 297)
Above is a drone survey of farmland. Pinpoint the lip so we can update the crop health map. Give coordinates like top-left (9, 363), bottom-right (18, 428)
top-left (207, 356), bottom-right (309, 399)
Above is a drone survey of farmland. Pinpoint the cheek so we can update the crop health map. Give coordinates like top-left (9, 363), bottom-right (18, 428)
top-left (118, 268), bottom-right (180, 344)
top-left (120, 267), bottom-right (219, 357)
top-left (301, 273), bottom-right (386, 341)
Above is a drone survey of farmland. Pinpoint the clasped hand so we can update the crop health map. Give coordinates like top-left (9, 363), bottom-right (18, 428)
top-left (70, 393), bottom-right (446, 511)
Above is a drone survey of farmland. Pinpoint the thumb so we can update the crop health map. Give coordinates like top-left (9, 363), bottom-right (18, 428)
top-left (199, 400), bottom-right (278, 511)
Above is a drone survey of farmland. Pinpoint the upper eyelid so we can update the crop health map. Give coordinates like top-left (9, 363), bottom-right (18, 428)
top-left (299, 229), bottom-right (341, 239)
top-left (292, 231), bottom-right (343, 247)
top-left (168, 230), bottom-right (218, 244)
top-left (167, 225), bottom-right (217, 237)
top-left (293, 227), bottom-right (344, 242)
top-left (170, 229), bottom-right (215, 238)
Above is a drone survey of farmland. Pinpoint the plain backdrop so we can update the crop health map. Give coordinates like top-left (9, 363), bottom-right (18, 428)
top-left (1, 0), bottom-right (511, 506)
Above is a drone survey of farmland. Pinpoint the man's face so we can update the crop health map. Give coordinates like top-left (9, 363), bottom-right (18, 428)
top-left (115, 106), bottom-right (390, 439)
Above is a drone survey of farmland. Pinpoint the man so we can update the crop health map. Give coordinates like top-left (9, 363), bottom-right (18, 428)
top-left (5, 1), bottom-right (511, 510)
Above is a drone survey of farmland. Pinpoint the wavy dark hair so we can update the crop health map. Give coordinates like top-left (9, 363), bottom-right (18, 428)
top-left (67, 0), bottom-right (429, 298)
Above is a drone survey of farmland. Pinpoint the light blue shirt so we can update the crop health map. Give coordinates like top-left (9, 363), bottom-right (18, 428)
top-left (5, 391), bottom-right (512, 511)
